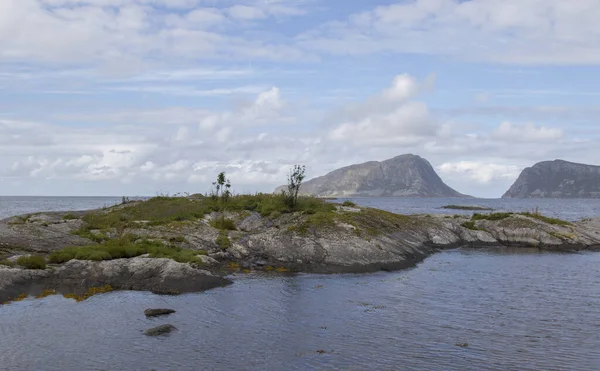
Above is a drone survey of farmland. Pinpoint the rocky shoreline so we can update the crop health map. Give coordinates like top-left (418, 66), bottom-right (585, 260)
top-left (2, 198), bottom-right (600, 304)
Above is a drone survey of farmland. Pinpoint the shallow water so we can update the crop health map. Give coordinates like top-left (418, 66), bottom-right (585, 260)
top-left (2, 249), bottom-right (600, 371)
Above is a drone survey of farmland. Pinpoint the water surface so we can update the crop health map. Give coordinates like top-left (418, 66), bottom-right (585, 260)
top-left (2, 249), bottom-right (599, 371)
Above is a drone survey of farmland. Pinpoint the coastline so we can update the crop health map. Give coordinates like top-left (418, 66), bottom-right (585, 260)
top-left (2, 196), bottom-right (600, 304)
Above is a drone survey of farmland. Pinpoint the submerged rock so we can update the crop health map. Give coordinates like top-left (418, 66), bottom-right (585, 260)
top-left (144, 308), bottom-right (176, 317)
top-left (144, 324), bottom-right (176, 336)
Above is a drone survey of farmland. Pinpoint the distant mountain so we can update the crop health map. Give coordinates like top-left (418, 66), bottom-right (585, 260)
top-left (503, 160), bottom-right (600, 198)
top-left (274, 154), bottom-right (469, 198)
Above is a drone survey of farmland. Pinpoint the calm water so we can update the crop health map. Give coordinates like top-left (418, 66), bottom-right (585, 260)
top-left (1, 250), bottom-right (599, 371)
top-left (1, 197), bottom-right (600, 370)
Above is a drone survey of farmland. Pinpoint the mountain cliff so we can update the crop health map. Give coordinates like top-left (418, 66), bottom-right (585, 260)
top-left (274, 154), bottom-right (468, 197)
top-left (503, 160), bottom-right (600, 198)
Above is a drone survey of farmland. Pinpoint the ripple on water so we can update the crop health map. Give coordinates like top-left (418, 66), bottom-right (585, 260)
top-left (1, 250), bottom-right (600, 371)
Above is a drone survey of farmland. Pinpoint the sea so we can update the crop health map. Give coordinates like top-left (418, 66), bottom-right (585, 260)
top-left (1, 196), bottom-right (600, 371)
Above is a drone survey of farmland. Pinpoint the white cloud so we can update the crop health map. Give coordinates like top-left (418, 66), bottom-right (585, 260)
top-left (0, 0), bottom-right (309, 68)
top-left (329, 74), bottom-right (439, 145)
top-left (438, 161), bottom-right (522, 184)
top-left (298, 0), bottom-right (600, 65)
top-left (493, 122), bottom-right (564, 141)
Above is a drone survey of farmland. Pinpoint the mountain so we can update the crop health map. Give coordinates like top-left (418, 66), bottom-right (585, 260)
top-left (503, 160), bottom-right (600, 198)
top-left (274, 154), bottom-right (468, 198)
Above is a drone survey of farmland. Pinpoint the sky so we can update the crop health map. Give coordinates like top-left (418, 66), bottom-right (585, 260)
top-left (1, 0), bottom-right (600, 198)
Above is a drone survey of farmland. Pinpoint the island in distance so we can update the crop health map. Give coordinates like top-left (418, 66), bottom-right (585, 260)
top-left (275, 154), bottom-right (470, 198)
top-left (503, 159), bottom-right (600, 198)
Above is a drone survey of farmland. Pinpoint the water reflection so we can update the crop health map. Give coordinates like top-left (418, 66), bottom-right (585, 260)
top-left (2, 249), bottom-right (599, 371)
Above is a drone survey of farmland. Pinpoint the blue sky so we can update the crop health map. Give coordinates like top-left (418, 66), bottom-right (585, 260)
top-left (1, 0), bottom-right (600, 197)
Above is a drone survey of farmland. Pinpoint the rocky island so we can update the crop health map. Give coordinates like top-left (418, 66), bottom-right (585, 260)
top-left (503, 159), bottom-right (600, 198)
top-left (274, 154), bottom-right (469, 197)
top-left (2, 194), bottom-right (600, 304)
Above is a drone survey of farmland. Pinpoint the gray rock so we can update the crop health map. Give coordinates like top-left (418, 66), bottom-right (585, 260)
top-left (0, 257), bottom-right (232, 303)
top-left (503, 160), bottom-right (600, 198)
top-left (144, 324), bottom-right (176, 336)
top-left (274, 154), bottom-right (469, 197)
top-left (144, 308), bottom-right (176, 317)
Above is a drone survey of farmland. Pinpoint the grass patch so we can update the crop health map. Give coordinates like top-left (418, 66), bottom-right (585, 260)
top-left (210, 218), bottom-right (236, 230)
top-left (16, 255), bottom-right (47, 270)
top-left (442, 205), bottom-right (493, 211)
top-left (461, 221), bottom-right (482, 231)
top-left (48, 237), bottom-right (206, 265)
top-left (216, 230), bottom-right (232, 250)
top-left (9, 215), bottom-right (31, 225)
top-left (63, 213), bottom-right (78, 220)
top-left (520, 212), bottom-right (572, 226)
top-left (72, 194), bottom-right (335, 240)
top-left (471, 212), bottom-right (513, 221)
top-left (0, 259), bottom-right (15, 267)
top-left (342, 200), bottom-right (357, 207)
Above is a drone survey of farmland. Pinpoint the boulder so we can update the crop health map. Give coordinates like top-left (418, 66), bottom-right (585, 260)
top-left (144, 308), bottom-right (176, 317)
top-left (144, 324), bottom-right (176, 336)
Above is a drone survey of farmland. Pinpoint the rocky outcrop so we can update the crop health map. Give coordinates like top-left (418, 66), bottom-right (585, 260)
top-left (144, 309), bottom-right (176, 317)
top-left (0, 258), bottom-right (231, 303)
top-left (2, 202), bottom-right (600, 303)
top-left (274, 154), bottom-right (468, 197)
top-left (503, 160), bottom-right (600, 198)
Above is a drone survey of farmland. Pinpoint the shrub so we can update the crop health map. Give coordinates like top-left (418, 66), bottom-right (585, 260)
top-left (210, 218), bottom-right (236, 231)
top-left (63, 213), bottom-right (78, 220)
top-left (0, 259), bottom-right (15, 267)
top-left (342, 200), bottom-right (357, 207)
top-left (216, 231), bottom-right (232, 250)
top-left (461, 221), bottom-right (481, 231)
top-left (283, 165), bottom-right (306, 209)
top-left (16, 255), bottom-right (47, 270)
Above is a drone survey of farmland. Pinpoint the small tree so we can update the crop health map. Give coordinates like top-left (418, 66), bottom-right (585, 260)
top-left (285, 165), bottom-right (306, 208)
top-left (212, 172), bottom-right (232, 228)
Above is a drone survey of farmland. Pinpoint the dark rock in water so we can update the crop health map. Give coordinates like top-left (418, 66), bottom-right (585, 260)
top-left (144, 324), bottom-right (176, 336)
top-left (274, 154), bottom-right (469, 197)
top-left (503, 160), bottom-right (600, 198)
top-left (144, 308), bottom-right (176, 317)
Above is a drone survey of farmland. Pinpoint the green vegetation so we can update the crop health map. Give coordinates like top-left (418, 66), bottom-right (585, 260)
top-left (210, 218), bottom-right (236, 230)
top-left (63, 213), bottom-right (78, 220)
top-left (71, 192), bottom-right (337, 243)
top-left (441, 205), bottom-right (493, 211)
top-left (0, 259), bottom-right (15, 267)
top-left (9, 215), bottom-right (31, 225)
top-left (470, 210), bottom-right (571, 226)
top-left (461, 221), bottom-right (482, 231)
top-left (342, 200), bottom-right (357, 207)
top-left (471, 212), bottom-right (513, 221)
top-left (283, 165), bottom-right (306, 208)
top-left (520, 212), bottom-right (572, 226)
top-left (48, 236), bottom-right (206, 265)
top-left (16, 255), bottom-right (47, 270)
top-left (216, 230), bottom-right (232, 249)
